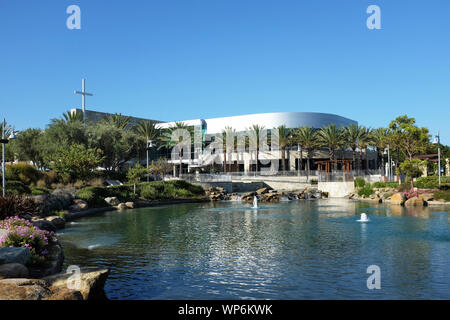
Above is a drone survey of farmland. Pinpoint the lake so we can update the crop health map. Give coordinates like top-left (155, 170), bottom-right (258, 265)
top-left (57, 199), bottom-right (450, 299)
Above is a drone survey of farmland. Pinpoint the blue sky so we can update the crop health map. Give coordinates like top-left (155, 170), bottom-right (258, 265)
top-left (1, 0), bottom-right (449, 144)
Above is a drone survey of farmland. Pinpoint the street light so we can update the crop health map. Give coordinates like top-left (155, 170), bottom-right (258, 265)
top-left (2, 118), bottom-right (17, 197)
top-left (146, 138), bottom-right (153, 182)
top-left (384, 144), bottom-right (391, 181)
top-left (433, 132), bottom-right (441, 187)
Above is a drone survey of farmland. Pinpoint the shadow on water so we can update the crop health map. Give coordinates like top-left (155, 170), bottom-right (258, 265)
top-left (58, 199), bottom-right (450, 300)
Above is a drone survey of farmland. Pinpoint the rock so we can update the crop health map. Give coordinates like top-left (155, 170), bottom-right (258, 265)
top-left (0, 278), bottom-right (52, 300)
top-left (32, 219), bottom-right (57, 232)
top-left (256, 187), bottom-right (270, 195)
top-left (0, 247), bottom-right (31, 265)
top-left (43, 267), bottom-right (109, 300)
top-left (28, 241), bottom-right (64, 279)
top-left (125, 202), bottom-right (135, 209)
top-left (405, 196), bottom-right (427, 207)
top-left (69, 199), bottom-right (88, 212)
top-left (104, 197), bottom-right (120, 206)
top-left (390, 193), bottom-right (406, 205)
top-left (0, 263), bottom-right (29, 279)
top-left (420, 193), bottom-right (434, 202)
top-left (45, 216), bottom-right (65, 230)
top-left (117, 203), bottom-right (128, 210)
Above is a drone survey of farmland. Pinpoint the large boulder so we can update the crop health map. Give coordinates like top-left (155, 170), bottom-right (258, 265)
top-left (43, 267), bottom-right (110, 300)
top-left (125, 202), bottom-right (135, 209)
top-left (405, 196), bottom-right (427, 207)
top-left (0, 268), bottom-right (109, 300)
top-left (0, 278), bottom-right (53, 300)
top-left (0, 247), bottom-right (31, 265)
top-left (69, 199), bottom-right (88, 212)
top-left (390, 193), bottom-right (406, 205)
top-left (104, 197), bottom-right (120, 206)
top-left (32, 219), bottom-right (57, 233)
top-left (45, 216), bottom-right (65, 230)
top-left (0, 263), bottom-right (29, 279)
top-left (117, 203), bottom-right (128, 210)
top-left (33, 189), bottom-right (74, 216)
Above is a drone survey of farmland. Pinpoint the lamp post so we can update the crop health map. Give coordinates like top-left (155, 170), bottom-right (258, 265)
top-left (146, 138), bottom-right (153, 182)
top-left (384, 144), bottom-right (391, 181)
top-left (1, 118), bottom-right (17, 197)
top-left (433, 132), bottom-right (441, 187)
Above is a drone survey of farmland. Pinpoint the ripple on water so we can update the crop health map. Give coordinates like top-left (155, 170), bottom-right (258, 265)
top-left (61, 200), bottom-right (450, 300)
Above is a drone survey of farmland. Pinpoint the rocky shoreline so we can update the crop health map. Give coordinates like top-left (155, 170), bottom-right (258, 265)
top-left (345, 187), bottom-right (449, 206)
top-left (205, 186), bottom-right (329, 202)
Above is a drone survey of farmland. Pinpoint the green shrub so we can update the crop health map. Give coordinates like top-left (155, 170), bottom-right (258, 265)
top-left (6, 164), bottom-right (40, 186)
top-left (357, 184), bottom-right (374, 197)
top-left (139, 181), bottom-right (204, 200)
top-left (354, 178), bottom-right (366, 188)
top-left (75, 187), bottom-right (108, 207)
top-left (372, 181), bottom-right (399, 188)
top-left (107, 185), bottom-right (136, 201)
top-left (31, 187), bottom-right (50, 195)
top-left (0, 180), bottom-right (31, 196)
top-left (415, 176), bottom-right (450, 189)
top-left (433, 190), bottom-right (450, 202)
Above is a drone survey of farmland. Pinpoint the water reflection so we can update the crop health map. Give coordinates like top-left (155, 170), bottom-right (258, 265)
top-left (58, 200), bottom-right (450, 300)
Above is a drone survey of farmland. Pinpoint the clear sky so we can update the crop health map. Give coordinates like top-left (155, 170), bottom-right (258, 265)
top-left (1, 0), bottom-right (449, 144)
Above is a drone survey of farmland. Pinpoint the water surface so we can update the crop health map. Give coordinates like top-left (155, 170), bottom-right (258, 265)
top-left (58, 199), bottom-right (450, 299)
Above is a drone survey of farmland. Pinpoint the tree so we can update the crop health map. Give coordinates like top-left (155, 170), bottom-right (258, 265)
top-left (400, 159), bottom-right (426, 189)
top-left (127, 164), bottom-right (149, 194)
top-left (40, 118), bottom-right (88, 167)
top-left (275, 125), bottom-right (291, 172)
top-left (102, 113), bottom-right (131, 130)
top-left (61, 110), bottom-right (83, 123)
top-left (149, 158), bottom-right (173, 180)
top-left (9, 128), bottom-right (44, 168)
top-left (370, 128), bottom-right (389, 174)
top-left (45, 143), bottom-right (104, 183)
top-left (133, 120), bottom-right (161, 163)
top-left (344, 124), bottom-right (365, 171)
top-left (247, 124), bottom-right (266, 173)
top-left (389, 115), bottom-right (430, 161)
top-left (158, 122), bottom-right (193, 177)
top-left (214, 126), bottom-right (235, 173)
top-left (318, 124), bottom-right (343, 171)
top-left (87, 123), bottom-right (140, 172)
top-left (293, 126), bottom-right (318, 177)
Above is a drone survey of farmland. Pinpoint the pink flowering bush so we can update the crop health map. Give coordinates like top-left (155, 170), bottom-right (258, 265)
top-left (402, 189), bottom-right (427, 200)
top-left (0, 216), bottom-right (56, 265)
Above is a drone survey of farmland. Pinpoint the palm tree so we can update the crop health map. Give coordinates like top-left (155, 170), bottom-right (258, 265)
top-left (293, 126), bottom-right (318, 179)
top-left (62, 111), bottom-right (83, 123)
top-left (247, 124), bottom-right (266, 173)
top-left (275, 125), bottom-right (291, 172)
top-left (370, 128), bottom-right (389, 175)
top-left (359, 127), bottom-right (372, 173)
top-left (157, 122), bottom-right (193, 177)
top-left (344, 124), bottom-right (365, 171)
top-left (133, 120), bottom-right (161, 167)
top-left (215, 126), bottom-right (235, 173)
top-left (102, 113), bottom-right (131, 130)
top-left (318, 124), bottom-right (343, 171)
top-left (338, 126), bottom-right (349, 164)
